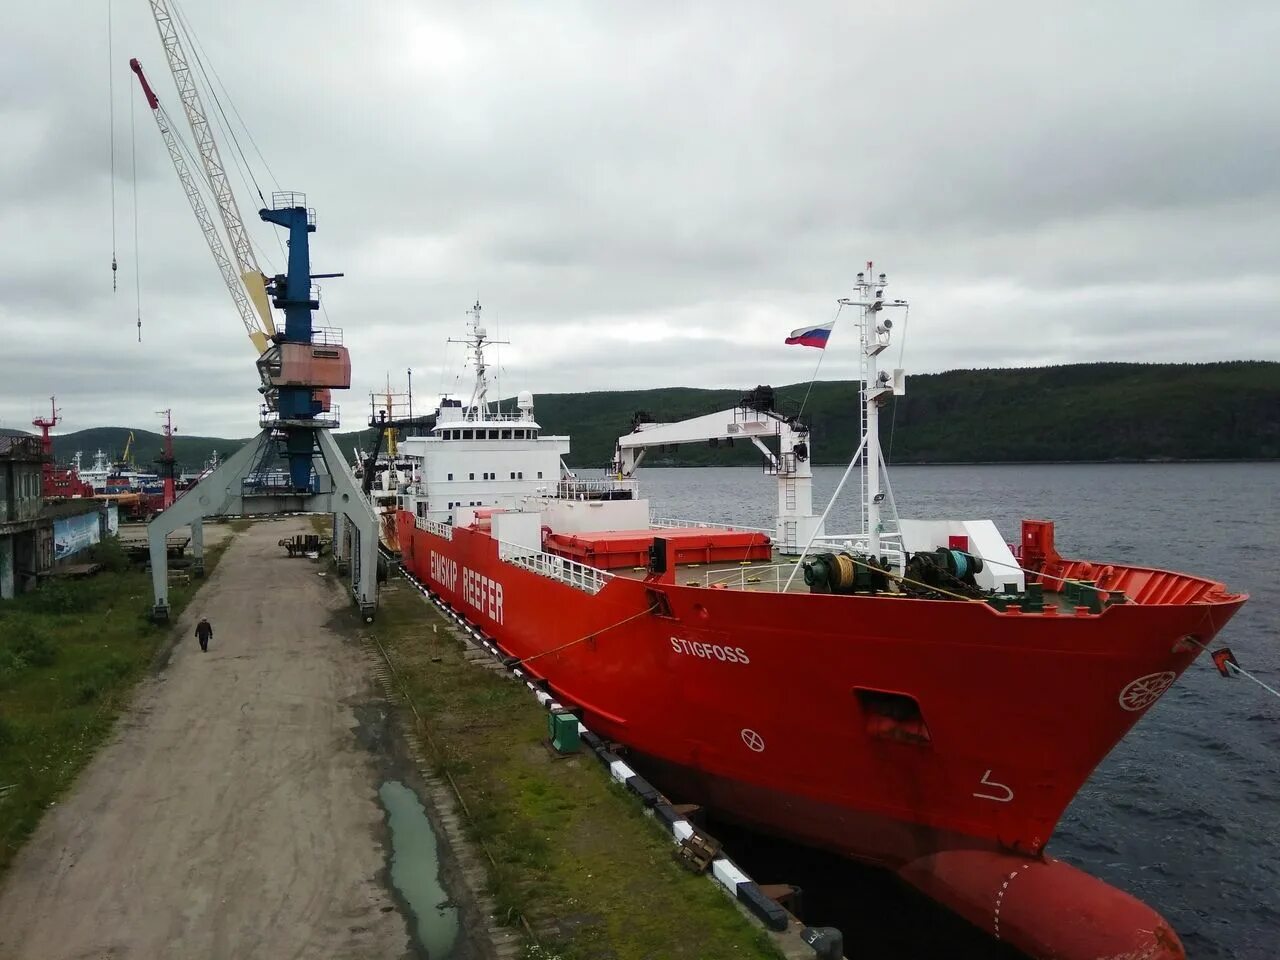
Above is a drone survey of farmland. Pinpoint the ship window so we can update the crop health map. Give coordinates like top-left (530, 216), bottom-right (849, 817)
top-left (501, 429), bottom-right (512, 440)
top-left (462, 429), bottom-right (473, 440)
top-left (510, 472), bottom-right (515, 480)
top-left (447, 473), bottom-right (453, 481)
top-left (514, 429), bottom-right (524, 439)
top-left (854, 689), bottom-right (931, 744)
top-left (417, 502), bottom-right (426, 517)
top-left (518, 472), bottom-right (523, 479)
top-left (469, 472), bottom-right (475, 480)
top-left (537, 471), bottom-right (543, 479)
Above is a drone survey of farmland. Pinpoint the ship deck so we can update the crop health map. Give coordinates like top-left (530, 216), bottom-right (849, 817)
top-left (606, 547), bottom-right (1100, 611)
top-left (612, 551), bottom-right (815, 595)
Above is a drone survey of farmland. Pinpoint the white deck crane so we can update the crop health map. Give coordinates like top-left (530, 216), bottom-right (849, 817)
top-left (142, 0), bottom-right (276, 353)
top-left (129, 58), bottom-right (270, 355)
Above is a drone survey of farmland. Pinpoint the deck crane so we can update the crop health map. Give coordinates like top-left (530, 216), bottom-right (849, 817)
top-left (136, 5), bottom-right (379, 623)
top-left (141, 0), bottom-right (276, 353)
top-left (128, 58), bottom-right (271, 355)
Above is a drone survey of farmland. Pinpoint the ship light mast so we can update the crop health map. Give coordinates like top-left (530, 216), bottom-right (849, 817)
top-left (786, 263), bottom-right (909, 589)
top-left (839, 263), bottom-right (908, 561)
top-left (449, 301), bottom-right (508, 420)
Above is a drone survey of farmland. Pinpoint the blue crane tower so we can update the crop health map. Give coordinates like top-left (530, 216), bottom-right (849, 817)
top-left (144, 192), bottom-right (381, 623)
top-left (130, 25), bottom-right (381, 622)
top-left (259, 197), bottom-right (346, 490)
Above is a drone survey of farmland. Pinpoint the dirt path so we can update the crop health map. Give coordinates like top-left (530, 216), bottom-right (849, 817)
top-left (0, 520), bottom-right (410, 960)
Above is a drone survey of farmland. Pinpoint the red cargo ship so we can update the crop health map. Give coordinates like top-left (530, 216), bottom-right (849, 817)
top-left (395, 283), bottom-right (1245, 960)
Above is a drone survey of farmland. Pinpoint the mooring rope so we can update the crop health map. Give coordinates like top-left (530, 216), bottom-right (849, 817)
top-left (511, 604), bottom-right (660, 667)
top-left (1181, 633), bottom-right (1280, 702)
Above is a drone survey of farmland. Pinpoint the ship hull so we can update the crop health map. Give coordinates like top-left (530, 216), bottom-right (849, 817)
top-left (397, 511), bottom-right (1243, 959)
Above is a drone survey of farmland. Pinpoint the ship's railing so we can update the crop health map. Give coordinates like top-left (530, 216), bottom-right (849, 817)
top-left (651, 516), bottom-right (774, 535)
top-left (555, 477), bottom-right (639, 501)
top-left (416, 516), bottom-right (453, 540)
top-left (437, 410), bottom-right (535, 425)
top-left (812, 534), bottom-right (905, 571)
top-left (497, 539), bottom-right (613, 595)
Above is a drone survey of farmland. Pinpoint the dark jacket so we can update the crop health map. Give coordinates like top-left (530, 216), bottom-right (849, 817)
top-left (195, 620), bottom-right (214, 641)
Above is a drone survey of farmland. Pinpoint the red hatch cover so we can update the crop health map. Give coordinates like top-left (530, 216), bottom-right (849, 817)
top-left (545, 528), bottom-right (772, 570)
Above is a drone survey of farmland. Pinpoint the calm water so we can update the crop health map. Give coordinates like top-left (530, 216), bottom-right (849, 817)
top-left (638, 463), bottom-right (1279, 960)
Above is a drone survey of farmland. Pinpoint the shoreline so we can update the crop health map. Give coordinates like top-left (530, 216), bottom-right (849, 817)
top-left (592, 457), bottom-right (1280, 468)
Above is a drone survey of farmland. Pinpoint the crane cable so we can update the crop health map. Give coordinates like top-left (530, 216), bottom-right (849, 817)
top-left (108, 0), bottom-right (118, 291)
top-left (171, 0), bottom-right (284, 278)
top-left (130, 81), bottom-right (142, 342)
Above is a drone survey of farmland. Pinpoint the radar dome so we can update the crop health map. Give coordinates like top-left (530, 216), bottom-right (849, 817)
top-left (517, 391), bottom-right (535, 409)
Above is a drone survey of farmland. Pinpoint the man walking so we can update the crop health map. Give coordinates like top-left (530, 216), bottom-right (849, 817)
top-left (195, 616), bottom-right (214, 653)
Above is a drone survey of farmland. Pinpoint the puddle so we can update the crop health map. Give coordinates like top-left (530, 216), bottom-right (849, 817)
top-left (380, 780), bottom-right (460, 959)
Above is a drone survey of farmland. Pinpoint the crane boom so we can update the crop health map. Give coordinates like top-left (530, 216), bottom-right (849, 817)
top-left (129, 58), bottom-right (269, 354)
top-left (144, 0), bottom-right (276, 338)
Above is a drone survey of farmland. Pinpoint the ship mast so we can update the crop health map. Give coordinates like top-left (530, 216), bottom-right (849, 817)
top-left (838, 262), bottom-right (908, 561)
top-left (449, 301), bottom-right (508, 420)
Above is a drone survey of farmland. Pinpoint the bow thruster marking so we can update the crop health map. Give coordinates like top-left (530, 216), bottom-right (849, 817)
top-left (973, 769), bottom-right (1014, 803)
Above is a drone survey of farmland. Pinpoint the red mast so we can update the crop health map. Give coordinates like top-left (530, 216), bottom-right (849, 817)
top-left (31, 397), bottom-right (60, 497)
top-left (157, 409), bottom-right (177, 509)
top-left (31, 397), bottom-right (93, 499)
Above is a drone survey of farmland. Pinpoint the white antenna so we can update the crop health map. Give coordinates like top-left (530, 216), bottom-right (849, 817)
top-left (448, 301), bottom-right (508, 419)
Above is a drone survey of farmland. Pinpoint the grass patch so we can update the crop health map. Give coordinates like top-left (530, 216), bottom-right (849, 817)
top-left (227, 518), bottom-right (253, 533)
top-left (308, 514), bottom-right (333, 536)
top-left (0, 535), bottom-right (230, 874)
top-left (367, 580), bottom-right (781, 960)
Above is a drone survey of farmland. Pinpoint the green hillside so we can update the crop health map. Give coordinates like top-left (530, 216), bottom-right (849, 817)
top-left (530, 361), bottom-right (1280, 466)
top-left (40, 361), bottom-right (1280, 472)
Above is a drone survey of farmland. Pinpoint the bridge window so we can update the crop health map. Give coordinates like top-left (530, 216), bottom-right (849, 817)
top-left (463, 429), bottom-right (474, 440)
top-left (501, 429), bottom-right (512, 440)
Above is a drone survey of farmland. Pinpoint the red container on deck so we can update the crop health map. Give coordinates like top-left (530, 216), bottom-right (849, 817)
top-left (545, 528), bottom-right (771, 570)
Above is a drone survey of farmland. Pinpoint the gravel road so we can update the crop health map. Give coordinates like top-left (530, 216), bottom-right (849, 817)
top-left (0, 519), bottom-right (411, 960)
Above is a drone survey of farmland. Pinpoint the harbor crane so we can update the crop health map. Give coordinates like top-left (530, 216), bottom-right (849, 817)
top-left (138, 1), bottom-right (275, 354)
top-left (129, 58), bottom-right (272, 356)
top-left (134, 1), bottom-right (379, 621)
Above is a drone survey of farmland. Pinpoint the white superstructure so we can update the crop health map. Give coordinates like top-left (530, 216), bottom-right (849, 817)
top-left (398, 305), bottom-right (576, 520)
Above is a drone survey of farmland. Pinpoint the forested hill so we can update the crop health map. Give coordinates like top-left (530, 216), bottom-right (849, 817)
top-left (39, 361), bottom-right (1280, 471)
top-left (529, 361), bottom-right (1280, 466)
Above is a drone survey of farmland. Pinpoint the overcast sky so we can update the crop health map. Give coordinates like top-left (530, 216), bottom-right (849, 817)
top-left (2, 0), bottom-right (1277, 440)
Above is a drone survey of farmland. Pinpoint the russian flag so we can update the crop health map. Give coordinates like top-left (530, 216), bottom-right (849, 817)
top-left (785, 321), bottom-right (834, 348)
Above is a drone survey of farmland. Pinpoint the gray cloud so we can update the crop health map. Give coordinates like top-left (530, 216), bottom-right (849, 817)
top-left (2, 0), bottom-right (1278, 441)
